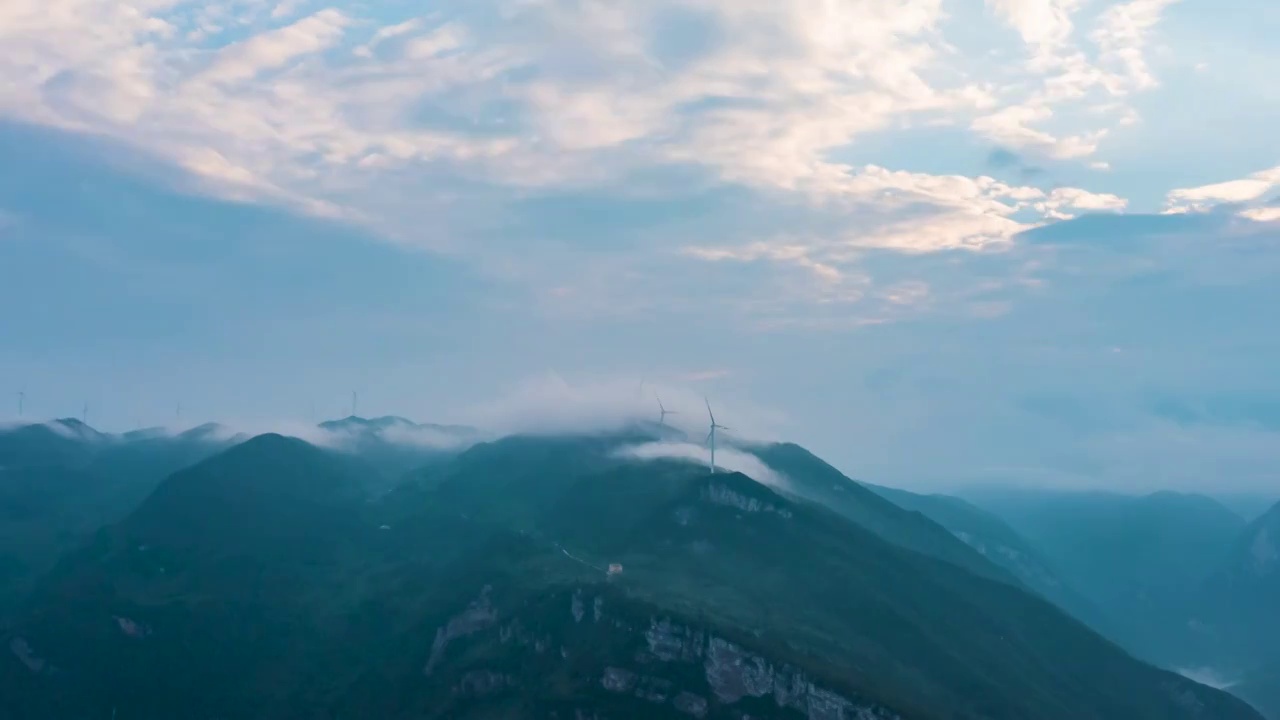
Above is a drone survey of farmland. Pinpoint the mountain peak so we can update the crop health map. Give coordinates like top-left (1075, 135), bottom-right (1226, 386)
top-left (319, 415), bottom-right (414, 430)
top-left (122, 426), bottom-right (169, 441)
top-left (123, 432), bottom-right (367, 554)
top-left (218, 431), bottom-right (316, 460)
top-left (48, 417), bottom-right (106, 441)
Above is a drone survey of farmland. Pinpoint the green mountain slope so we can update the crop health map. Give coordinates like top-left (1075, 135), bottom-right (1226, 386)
top-left (0, 432), bottom-right (1260, 720)
top-left (0, 422), bottom-right (241, 618)
top-left (750, 443), bottom-right (1015, 586)
top-left (0, 420), bottom-right (100, 468)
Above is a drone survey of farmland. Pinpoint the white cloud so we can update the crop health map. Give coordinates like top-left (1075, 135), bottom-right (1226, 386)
top-left (1241, 206), bottom-right (1280, 223)
top-left (675, 171), bottom-right (1126, 316)
top-left (299, 420), bottom-right (476, 451)
top-left (197, 9), bottom-right (350, 85)
top-left (1091, 0), bottom-right (1179, 92)
top-left (0, 0), bottom-right (1245, 325)
top-left (0, 2), bottom-right (1053, 228)
top-left (973, 0), bottom-right (1181, 158)
top-left (615, 440), bottom-right (790, 489)
top-left (985, 0), bottom-right (1085, 63)
top-left (971, 103), bottom-right (1106, 159)
top-left (401, 23), bottom-right (468, 60)
top-left (270, 0), bottom-right (308, 21)
top-left (1175, 667), bottom-right (1241, 691)
top-left (456, 372), bottom-right (784, 442)
top-left (1165, 166), bottom-right (1280, 218)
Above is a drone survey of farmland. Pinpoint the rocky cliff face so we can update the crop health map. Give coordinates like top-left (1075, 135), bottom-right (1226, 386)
top-left (418, 584), bottom-right (902, 720)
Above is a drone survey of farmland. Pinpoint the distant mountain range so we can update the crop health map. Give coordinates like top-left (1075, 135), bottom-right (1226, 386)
top-left (0, 424), bottom-right (1262, 719)
top-left (0, 416), bottom-right (477, 619)
top-left (0, 419), bottom-right (245, 619)
top-left (1192, 500), bottom-right (1280, 717)
top-left (314, 415), bottom-right (480, 483)
top-left (962, 486), bottom-right (1280, 718)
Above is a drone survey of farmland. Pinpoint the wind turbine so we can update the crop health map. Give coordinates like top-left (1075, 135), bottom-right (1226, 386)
top-left (82, 402), bottom-right (88, 425)
top-left (656, 394), bottom-right (678, 426)
top-left (16, 391), bottom-right (23, 418)
top-left (704, 398), bottom-right (729, 473)
top-left (351, 390), bottom-right (358, 418)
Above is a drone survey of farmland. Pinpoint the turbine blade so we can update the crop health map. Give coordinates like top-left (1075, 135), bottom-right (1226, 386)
top-left (705, 430), bottom-right (713, 444)
top-left (705, 397), bottom-right (715, 423)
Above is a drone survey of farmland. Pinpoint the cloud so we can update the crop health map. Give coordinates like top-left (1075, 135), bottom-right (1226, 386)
top-left (973, 0), bottom-right (1181, 158)
top-left (372, 422), bottom-right (476, 450)
top-left (670, 171), bottom-right (1126, 325)
top-left (791, 211), bottom-right (1280, 493)
top-left (1165, 166), bottom-right (1280, 219)
top-left (614, 440), bottom-right (789, 489)
top-left (48, 416), bottom-right (477, 453)
top-left (270, 0), bottom-right (309, 21)
top-left (985, 0), bottom-right (1084, 63)
top-left (0, 0), bottom-right (1157, 270)
top-left (0, 0), bottom-right (1213, 330)
top-left (1175, 667), bottom-right (1240, 691)
top-left (197, 9), bottom-right (351, 85)
top-left (1090, 0), bottom-right (1179, 92)
top-left (455, 372), bottom-right (784, 441)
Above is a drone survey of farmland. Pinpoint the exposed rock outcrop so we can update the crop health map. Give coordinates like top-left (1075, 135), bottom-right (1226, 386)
top-left (703, 484), bottom-right (793, 519)
top-left (428, 586), bottom-right (903, 719)
top-left (455, 669), bottom-right (515, 697)
top-left (8, 636), bottom-right (44, 673)
top-left (424, 585), bottom-right (497, 676)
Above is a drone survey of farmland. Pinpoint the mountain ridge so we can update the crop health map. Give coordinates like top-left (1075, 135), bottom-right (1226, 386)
top-left (2, 431), bottom-right (1261, 719)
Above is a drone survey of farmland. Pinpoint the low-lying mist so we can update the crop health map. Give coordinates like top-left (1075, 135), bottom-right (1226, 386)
top-left (3, 373), bottom-right (790, 484)
top-left (613, 441), bottom-right (789, 489)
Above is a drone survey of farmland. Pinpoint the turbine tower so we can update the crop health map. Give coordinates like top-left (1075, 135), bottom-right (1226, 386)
top-left (82, 402), bottom-right (88, 425)
top-left (351, 390), bottom-right (358, 418)
top-left (16, 391), bottom-right (23, 418)
top-left (656, 394), bottom-right (678, 426)
top-left (704, 398), bottom-right (729, 473)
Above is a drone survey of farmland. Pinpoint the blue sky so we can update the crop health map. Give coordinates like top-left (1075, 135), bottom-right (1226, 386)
top-left (1, 0), bottom-right (1278, 492)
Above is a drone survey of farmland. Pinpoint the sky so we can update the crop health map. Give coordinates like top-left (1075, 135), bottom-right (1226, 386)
top-left (1, 0), bottom-right (1278, 493)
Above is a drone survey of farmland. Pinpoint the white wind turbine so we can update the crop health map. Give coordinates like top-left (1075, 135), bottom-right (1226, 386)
top-left (704, 398), bottom-right (729, 473)
top-left (656, 394), bottom-right (679, 426)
